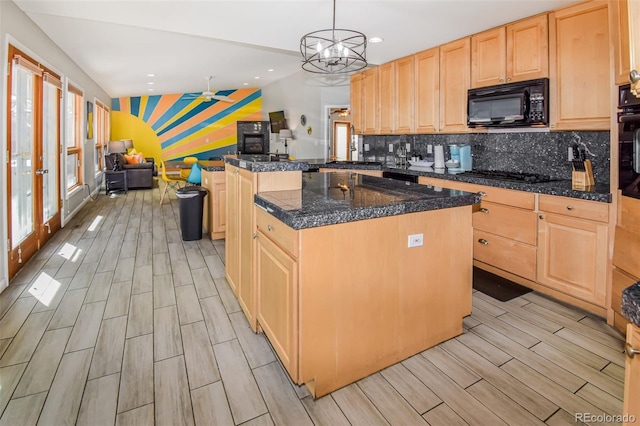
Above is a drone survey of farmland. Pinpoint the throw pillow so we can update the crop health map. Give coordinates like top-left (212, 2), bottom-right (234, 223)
top-left (127, 148), bottom-right (138, 155)
top-left (124, 154), bottom-right (138, 164)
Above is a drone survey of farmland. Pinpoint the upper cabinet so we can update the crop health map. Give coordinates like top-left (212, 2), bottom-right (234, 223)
top-left (395, 55), bottom-right (415, 134)
top-left (611, 0), bottom-right (631, 85)
top-left (378, 62), bottom-right (396, 134)
top-left (628, 0), bottom-right (640, 96)
top-left (549, 0), bottom-right (611, 130)
top-left (415, 47), bottom-right (440, 133)
top-left (471, 14), bottom-right (548, 88)
top-left (362, 68), bottom-right (379, 135)
top-left (440, 38), bottom-right (471, 133)
top-left (350, 73), bottom-right (364, 134)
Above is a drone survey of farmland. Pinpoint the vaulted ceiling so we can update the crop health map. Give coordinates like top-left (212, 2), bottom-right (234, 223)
top-left (14, 0), bottom-right (579, 98)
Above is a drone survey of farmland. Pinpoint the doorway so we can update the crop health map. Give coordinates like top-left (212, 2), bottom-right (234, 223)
top-left (332, 121), bottom-right (352, 161)
top-left (6, 46), bottom-right (62, 279)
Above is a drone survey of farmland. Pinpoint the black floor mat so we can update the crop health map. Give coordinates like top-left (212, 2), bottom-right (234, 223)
top-left (473, 267), bottom-right (532, 302)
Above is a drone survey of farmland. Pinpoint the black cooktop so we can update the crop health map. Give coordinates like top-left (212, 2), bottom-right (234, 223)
top-left (461, 169), bottom-right (557, 183)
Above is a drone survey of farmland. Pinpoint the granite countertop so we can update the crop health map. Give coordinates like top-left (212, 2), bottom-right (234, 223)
top-left (225, 155), bottom-right (309, 172)
top-left (225, 156), bottom-right (612, 202)
top-left (254, 171), bottom-right (481, 229)
top-left (622, 282), bottom-right (640, 328)
top-left (198, 160), bottom-right (225, 172)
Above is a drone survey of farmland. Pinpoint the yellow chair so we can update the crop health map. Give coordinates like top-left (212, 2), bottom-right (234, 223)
top-left (159, 159), bottom-right (186, 206)
top-left (180, 156), bottom-right (199, 179)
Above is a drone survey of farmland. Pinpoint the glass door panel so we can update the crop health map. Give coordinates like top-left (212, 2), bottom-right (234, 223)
top-left (42, 82), bottom-right (59, 222)
top-left (10, 66), bottom-right (35, 246)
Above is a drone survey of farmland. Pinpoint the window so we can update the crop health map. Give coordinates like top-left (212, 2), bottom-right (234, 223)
top-left (66, 82), bottom-right (83, 190)
top-left (95, 100), bottom-right (110, 174)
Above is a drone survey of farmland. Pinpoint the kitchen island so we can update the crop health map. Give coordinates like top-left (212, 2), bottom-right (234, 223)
top-left (250, 171), bottom-right (480, 397)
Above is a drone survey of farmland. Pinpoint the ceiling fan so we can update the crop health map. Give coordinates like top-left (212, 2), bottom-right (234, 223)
top-left (187, 76), bottom-right (234, 103)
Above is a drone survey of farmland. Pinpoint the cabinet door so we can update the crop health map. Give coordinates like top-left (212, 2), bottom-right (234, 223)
top-left (610, 0), bottom-right (631, 85)
top-left (537, 213), bottom-right (608, 306)
top-left (415, 47), bottom-right (440, 133)
top-left (471, 27), bottom-right (506, 88)
top-left (629, 0), bottom-right (640, 95)
top-left (212, 179), bottom-right (226, 237)
top-left (440, 38), bottom-right (471, 133)
top-left (256, 231), bottom-right (298, 381)
top-left (350, 73), bottom-right (364, 134)
top-left (549, 1), bottom-right (610, 130)
top-left (363, 68), bottom-right (379, 135)
top-left (225, 166), bottom-right (239, 295)
top-left (507, 14), bottom-right (549, 83)
top-left (624, 324), bottom-right (640, 425)
top-left (378, 62), bottom-right (396, 134)
top-left (395, 55), bottom-right (415, 134)
top-left (238, 168), bottom-right (257, 330)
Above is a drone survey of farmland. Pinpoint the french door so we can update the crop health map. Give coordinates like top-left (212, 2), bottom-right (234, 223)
top-left (6, 46), bottom-right (62, 279)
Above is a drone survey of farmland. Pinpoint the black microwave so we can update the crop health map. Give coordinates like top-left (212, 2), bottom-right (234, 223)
top-left (467, 78), bottom-right (549, 128)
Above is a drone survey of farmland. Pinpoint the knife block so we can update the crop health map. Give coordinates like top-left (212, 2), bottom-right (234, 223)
top-left (572, 159), bottom-right (595, 190)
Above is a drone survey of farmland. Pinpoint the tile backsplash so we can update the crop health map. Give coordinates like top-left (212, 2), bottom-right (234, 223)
top-left (362, 131), bottom-right (610, 183)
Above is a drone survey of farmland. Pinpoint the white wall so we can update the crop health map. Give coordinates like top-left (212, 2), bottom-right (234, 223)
top-left (0, 0), bottom-right (111, 289)
top-left (261, 70), bottom-right (350, 160)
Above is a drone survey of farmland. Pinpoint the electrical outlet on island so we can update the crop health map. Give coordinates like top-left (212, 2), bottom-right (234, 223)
top-left (389, 144), bottom-right (394, 153)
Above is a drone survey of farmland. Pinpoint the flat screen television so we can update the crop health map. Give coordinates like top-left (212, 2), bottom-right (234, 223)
top-left (268, 110), bottom-right (287, 133)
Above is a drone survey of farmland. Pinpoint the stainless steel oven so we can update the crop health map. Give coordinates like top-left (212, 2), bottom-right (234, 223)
top-left (619, 85), bottom-right (640, 199)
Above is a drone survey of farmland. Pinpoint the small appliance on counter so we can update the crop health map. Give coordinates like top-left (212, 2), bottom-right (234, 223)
top-left (434, 145), bottom-right (445, 168)
top-left (459, 145), bottom-right (472, 171)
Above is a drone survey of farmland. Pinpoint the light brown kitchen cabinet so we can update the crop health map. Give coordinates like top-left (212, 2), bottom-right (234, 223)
top-left (226, 164), bottom-right (303, 332)
top-left (440, 38), bottom-right (471, 133)
top-left (549, 0), bottom-right (611, 130)
top-left (255, 208), bottom-right (299, 381)
top-left (415, 47), bottom-right (440, 133)
top-left (378, 62), bottom-right (396, 134)
top-left (363, 68), bottom-right (379, 135)
top-left (350, 73), bottom-right (364, 134)
top-left (611, 0), bottom-right (631, 85)
top-left (202, 169), bottom-right (226, 240)
top-left (225, 165), bottom-right (258, 328)
top-left (612, 195), bottom-right (640, 332)
top-left (537, 199), bottom-right (608, 307)
top-left (471, 27), bottom-right (507, 88)
top-left (624, 323), bottom-right (640, 425)
top-left (628, 0), bottom-right (640, 95)
top-left (395, 55), bottom-right (415, 134)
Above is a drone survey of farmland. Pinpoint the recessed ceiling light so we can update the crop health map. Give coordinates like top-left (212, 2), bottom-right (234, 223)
top-left (148, 88), bottom-right (154, 91)
top-left (243, 83), bottom-right (249, 86)
top-left (147, 82), bottom-right (154, 85)
top-left (146, 73), bottom-right (155, 77)
top-left (369, 37), bottom-right (384, 43)
top-left (254, 76), bottom-right (260, 79)
top-left (267, 69), bottom-right (274, 72)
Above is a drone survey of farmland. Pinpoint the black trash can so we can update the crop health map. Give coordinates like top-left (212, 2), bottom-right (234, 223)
top-left (176, 186), bottom-right (209, 241)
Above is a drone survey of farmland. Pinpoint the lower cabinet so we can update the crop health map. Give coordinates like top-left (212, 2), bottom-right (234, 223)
top-left (255, 228), bottom-right (299, 381)
top-left (624, 323), bottom-right (640, 425)
top-left (202, 169), bottom-right (226, 240)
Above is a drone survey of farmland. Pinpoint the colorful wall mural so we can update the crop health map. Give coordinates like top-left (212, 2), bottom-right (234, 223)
top-left (110, 88), bottom-right (261, 161)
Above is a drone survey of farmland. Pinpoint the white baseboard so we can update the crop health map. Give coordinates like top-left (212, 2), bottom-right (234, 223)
top-left (0, 278), bottom-right (8, 294)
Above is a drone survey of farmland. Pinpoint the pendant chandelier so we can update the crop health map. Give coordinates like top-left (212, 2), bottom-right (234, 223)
top-left (299, 0), bottom-right (367, 74)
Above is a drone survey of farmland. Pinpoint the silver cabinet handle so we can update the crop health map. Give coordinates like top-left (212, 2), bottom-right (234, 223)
top-left (506, 78), bottom-right (512, 82)
top-left (480, 208), bottom-right (489, 214)
top-left (233, 169), bottom-right (239, 174)
top-left (478, 239), bottom-right (489, 245)
top-left (252, 233), bottom-right (257, 239)
top-left (267, 225), bottom-right (273, 231)
top-left (630, 69), bottom-right (640, 84)
top-left (626, 343), bottom-right (640, 358)
top-left (478, 191), bottom-right (487, 197)
top-left (539, 215), bottom-right (544, 220)
top-left (566, 205), bottom-right (573, 211)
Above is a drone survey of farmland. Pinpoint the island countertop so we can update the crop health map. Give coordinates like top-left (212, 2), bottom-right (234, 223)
top-left (254, 171), bottom-right (481, 229)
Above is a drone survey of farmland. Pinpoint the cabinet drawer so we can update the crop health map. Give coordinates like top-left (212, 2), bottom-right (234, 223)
top-left (613, 225), bottom-right (640, 278)
top-left (419, 177), bottom-right (534, 209)
top-left (620, 195), bottom-right (640, 234)
top-left (473, 230), bottom-right (536, 281)
top-left (255, 207), bottom-right (298, 257)
top-left (539, 194), bottom-right (609, 223)
top-left (612, 267), bottom-right (638, 314)
top-left (473, 201), bottom-right (537, 245)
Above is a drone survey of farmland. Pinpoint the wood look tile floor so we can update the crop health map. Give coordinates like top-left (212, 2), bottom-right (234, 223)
top-left (0, 187), bottom-right (627, 425)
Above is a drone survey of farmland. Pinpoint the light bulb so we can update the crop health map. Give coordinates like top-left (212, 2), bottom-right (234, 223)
top-left (316, 41), bottom-right (322, 52)
top-left (324, 49), bottom-right (330, 58)
top-left (344, 48), bottom-right (350, 57)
